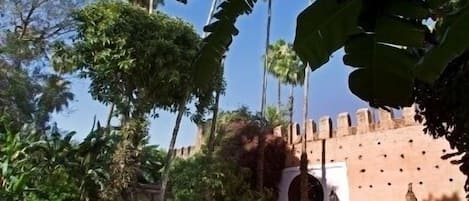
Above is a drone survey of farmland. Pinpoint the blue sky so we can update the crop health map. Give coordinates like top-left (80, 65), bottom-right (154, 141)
top-left (52, 0), bottom-right (369, 149)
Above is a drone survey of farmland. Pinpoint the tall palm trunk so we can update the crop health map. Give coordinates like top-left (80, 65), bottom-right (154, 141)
top-left (257, 0), bottom-right (272, 192)
top-left (288, 85), bottom-right (294, 143)
top-left (160, 102), bottom-right (186, 201)
top-left (300, 67), bottom-right (309, 201)
top-left (277, 79), bottom-right (281, 112)
top-left (106, 103), bottom-right (115, 134)
top-left (260, 0), bottom-right (272, 117)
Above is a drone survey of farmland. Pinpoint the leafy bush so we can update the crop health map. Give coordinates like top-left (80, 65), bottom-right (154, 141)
top-left (0, 118), bottom-right (166, 201)
top-left (170, 107), bottom-right (286, 201)
top-left (169, 153), bottom-right (274, 201)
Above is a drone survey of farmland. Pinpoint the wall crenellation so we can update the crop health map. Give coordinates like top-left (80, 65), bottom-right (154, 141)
top-left (174, 105), bottom-right (419, 157)
top-left (173, 145), bottom-right (196, 159)
top-left (286, 104), bottom-right (418, 145)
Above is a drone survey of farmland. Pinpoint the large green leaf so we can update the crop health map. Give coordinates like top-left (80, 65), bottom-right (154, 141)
top-left (415, 4), bottom-right (469, 83)
top-left (344, 34), bottom-right (416, 108)
top-left (193, 0), bottom-right (258, 87)
top-left (375, 16), bottom-right (427, 48)
top-left (384, 0), bottom-right (430, 20)
top-left (293, 0), bottom-right (362, 71)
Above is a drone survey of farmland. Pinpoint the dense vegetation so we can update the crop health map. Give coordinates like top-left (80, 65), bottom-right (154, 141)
top-left (2, 0), bottom-right (469, 200)
top-left (0, 116), bottom-right (165, 201)
top-left (170, 106), bottom-right (288, 201)
top-left (196, 0), bottom-right (469, 198)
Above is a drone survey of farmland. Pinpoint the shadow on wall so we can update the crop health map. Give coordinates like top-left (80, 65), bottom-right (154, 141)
top-left (216, 121), bottom-right (297, 199)
top-left (423, 192), bottom-right (461, 201)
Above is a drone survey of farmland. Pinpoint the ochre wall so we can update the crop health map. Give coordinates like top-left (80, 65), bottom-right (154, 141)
top-left (283, 105), bottom-right (465, 201)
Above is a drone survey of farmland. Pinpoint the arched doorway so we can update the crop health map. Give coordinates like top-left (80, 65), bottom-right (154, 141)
top-left (287, 174), bottom-right (324, 201)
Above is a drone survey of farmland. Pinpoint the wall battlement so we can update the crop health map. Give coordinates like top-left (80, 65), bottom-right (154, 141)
top-left (174, 104), bottom-right (466, 201)
top-left (173, 145), bottom-right (196, 159)
top-left (174, 105), bottom-right (418, 158)
top-left (283, 105), bottom-right (418, 145)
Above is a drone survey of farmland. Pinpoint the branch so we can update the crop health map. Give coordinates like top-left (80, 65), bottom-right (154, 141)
top-left (18, 0), bottom-right (48, 39)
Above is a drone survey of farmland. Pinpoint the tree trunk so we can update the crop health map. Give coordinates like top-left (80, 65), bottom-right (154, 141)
top-left (260, 0), bottom-right (272, 117)
top-left (159, 102), bottom-right (186, 201)
top-left (205, 0), bottom-right (223, 155)
top-left (207, 63), bottom-right (224, 156)
top-left (106, 103), bottom-right (115, 134)
top-left (277, 78), bottom-right (281, 112)
top-left (257, 128), bottom-right (265, 191)
top-left (300, 67), bottom-right (310, 201)
top-left (257, 0), bottom-right (272, 192)
top-left (288, 85), bottom-right (294, 143)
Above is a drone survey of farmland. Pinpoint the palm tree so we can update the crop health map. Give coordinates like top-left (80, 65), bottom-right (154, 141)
top-left (267, 40), bottom-right (286, 111)
top-left (265, 39), bottom-right (305, 138)
top-left (35, 74), bottom-right (74, 130)
top-left (264, 39), bottom-right (308, 200)
top-left (264, 105), bottom-right (288, 128)
top-left (260, 0), bottom-right (272, 117)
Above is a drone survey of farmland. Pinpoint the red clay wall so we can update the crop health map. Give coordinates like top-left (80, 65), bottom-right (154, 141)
top-left (283, 106), bottom-right (465, 201)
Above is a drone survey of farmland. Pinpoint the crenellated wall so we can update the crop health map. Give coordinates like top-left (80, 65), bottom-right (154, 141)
top-left (284, 105), bottom-right (418, 145)
top-left (173, 145), bottom-right (196, 159)
top-left (281, 105), bottom-right (466, 201)
top-left (172, 105), bottom-right (466, 201)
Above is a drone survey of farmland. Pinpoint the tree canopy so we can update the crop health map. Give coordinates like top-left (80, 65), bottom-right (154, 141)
top-left (0, 0), bottom-right (80, 131)
top-left (266, 40), bottom-right (305, 86)
top-left (59, 1), bottom-right (221, 121)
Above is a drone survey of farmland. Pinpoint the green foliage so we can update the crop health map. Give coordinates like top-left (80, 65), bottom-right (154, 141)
top-left (294, 0), bottom-right (432, 108)
top-left (414, 50), bottom-right (469, 193)
top-left (291, 0), bottom-right (469, 108)
top-left (0, 123), bottom-right (80, 201)
top-left (415, 1), bottom-right (469, 83)
top-left (266, 39), bottom-right (305, 86)
top-left (0, 118), bottom-right (166, 201)
top-left (192, 0), bottom-right (257, 88)
top-left (200, 0), bottom-right (469, 110)
top-left (264, 106), bottom-right (288, 128)
top-left (103, 117), bottom-right (149, 200)
top-left (194, 106), bottom-right (286, 200)
top-left (0, 0), bottom-right (79, 131)
top-left (344, 33), bottom-right (415, 107)
top-left (66, 2), bottom-right (219, 121)
top-left (169, 154), bottom-right (275, 201)
top-left (293, 0), bottom-right (362, 70)
top-left (0, 66), bottom-right (38, 129)
top-left (0, 126), bottom-right (37, 201)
